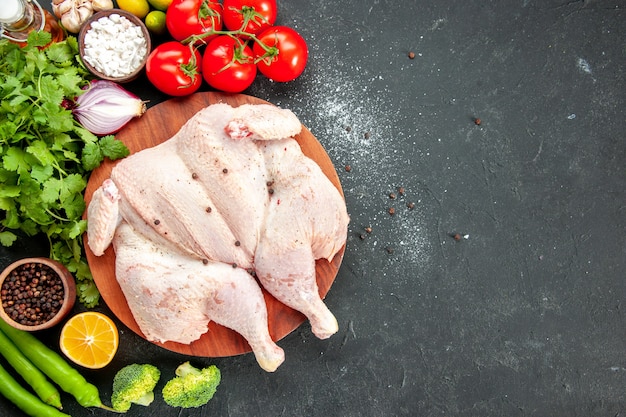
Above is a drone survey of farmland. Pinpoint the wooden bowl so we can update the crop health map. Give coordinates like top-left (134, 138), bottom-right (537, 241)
top-left (0, 258), bottom-right (76, 331)
top-left (78, 9), bottom-right (151, 83)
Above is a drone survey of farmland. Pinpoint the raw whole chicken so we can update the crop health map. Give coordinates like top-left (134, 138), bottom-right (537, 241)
top-left (87, 103), bottom-right (349, 372)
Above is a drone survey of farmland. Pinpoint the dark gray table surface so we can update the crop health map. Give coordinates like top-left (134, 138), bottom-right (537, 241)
top-left (1, 0), bottom-right (625, 416)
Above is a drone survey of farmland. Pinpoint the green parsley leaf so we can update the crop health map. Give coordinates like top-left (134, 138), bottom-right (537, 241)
top-left (30, 164), bottom-right (54, 183)
top-left (41, 177), bottom-right (62, 204)
top-left (26, 140), bottom-right (56, 166)
top-left (99, 135), bottom-right (131, 160)
top-left (2, 208), bottom-right (21, 229)
top-left (27, 30), bottom-right (52, 48)
top-left (3, 147), bottom-right (32, 173)
top-left (0, 231), bottom-right (18, 247)
top-left (81, 141), bottom-right (103, 171)
top-left (39, 75), bottom-right (64, 106)
top-left (56, 69), bottom-right (84, 94)
top-left (0, 196), bottom-right (18, 216)
top-left (0, 184), bottom-right (20, 198)
top-left (45, 39), bottom-right (77, 65)
top-left (66, 219), bottom-right (87, 240)
top-left (77, 281), bottom-right (101, 308)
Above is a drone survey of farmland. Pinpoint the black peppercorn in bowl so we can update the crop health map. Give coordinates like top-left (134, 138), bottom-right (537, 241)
top-left (0, 258), bottom-right (76, 331)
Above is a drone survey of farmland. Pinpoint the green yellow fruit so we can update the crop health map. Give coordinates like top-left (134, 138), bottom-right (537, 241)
top-left (144, 10), bottom-right (167, 35)
top-left (116, 0), bottom-right (150, 19)
top-left (147, 0), bottom-right (173, 11)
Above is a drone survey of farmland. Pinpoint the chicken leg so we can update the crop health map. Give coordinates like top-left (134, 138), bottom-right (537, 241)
top-left (254, 139), bottom-right (349, 339)
top-left (113, 222), bottom-right (285, 372)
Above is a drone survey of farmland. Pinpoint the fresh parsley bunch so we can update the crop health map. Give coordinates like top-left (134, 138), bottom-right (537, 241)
top-left (0, 31), bottom-right (129, 307)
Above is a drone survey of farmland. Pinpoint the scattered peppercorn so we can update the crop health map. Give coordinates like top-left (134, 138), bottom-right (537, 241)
top-left (235, 240), bottom-right (241, 247)
top-left (231, 263), bottom-right (238, 268)
top-left (389, 192), bottom-right (396, 200)
top-left (407, 202), bottom-right (415, 210)
top-left (345, 126), bottom-right (352, 132)
top-left (202, 259), bottom-right (209, 265)
top-left (474, 118), bottom-right (481, 125)
top-left (192, 172), bottom-right (198, 179)
top-left (1, 262), bottom-right (64, 326)
top-left (408, 51), bottom-right (415, 59)
top-left (388, 207), bottom-right (395, 215)
top-left (268, 188), bottom-right (275, 194)
top-left (385, 246), bottom-right (394, 254)
top-left (154, 219), bottom-right (160, 225)
top-left (345, 165), bottom-right (352, 172)
top-left (451, 233), bottom-right (462, 241)
top-left (359, 233), bottom-right (366, 240)
top-left (206, 206), bottom-right (212, 213)
top-left (398, 187), bottom-right (405, 196)
top-left (222, 168), bottom-right (229, 174)
top-left (364, 131), bottom-right (371, 139)
top-left (365, 226), bottom-right (372, 234)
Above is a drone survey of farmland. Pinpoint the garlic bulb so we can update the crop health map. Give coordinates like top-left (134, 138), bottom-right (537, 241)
top-left (52, 0), bottom-right (113, 33)
top-left (92, 0), bottom-right (114, 11)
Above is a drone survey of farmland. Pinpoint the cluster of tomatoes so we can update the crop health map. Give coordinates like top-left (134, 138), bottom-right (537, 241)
top-left (145, 0), bottom-right (308, 96)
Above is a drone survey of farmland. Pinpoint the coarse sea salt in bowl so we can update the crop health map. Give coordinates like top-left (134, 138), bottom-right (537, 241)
top-left (78, 9), bottom-right (151, 83)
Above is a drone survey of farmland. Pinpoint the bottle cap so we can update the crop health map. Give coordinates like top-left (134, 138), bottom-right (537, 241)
top-left (0, 0), bottom-right (25, 24)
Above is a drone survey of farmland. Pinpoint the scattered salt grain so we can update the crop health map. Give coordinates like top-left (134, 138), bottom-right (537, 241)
top-left (263, 44), bottom-right (431, 270)
top-left (83, 14), bottom-right (147, 78)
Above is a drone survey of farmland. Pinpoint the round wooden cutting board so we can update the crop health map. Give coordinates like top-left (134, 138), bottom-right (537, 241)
top-left (83, 92), bottom-right (345, 358)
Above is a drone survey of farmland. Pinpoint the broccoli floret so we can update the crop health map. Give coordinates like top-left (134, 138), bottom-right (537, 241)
top-left (161, 362), bottom-right (221, 408)
top-left (111, 364), bottom-right (161, 412)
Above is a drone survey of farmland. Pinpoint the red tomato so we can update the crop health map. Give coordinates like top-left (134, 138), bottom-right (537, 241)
top-left (253, 26), bottom-right (308, 82)
top-left (166, 0), bottom-right (223, 42)
top-left (222, 0), bottom-right (277, 34)
top-left (202, 35), bottom-right (257, 93)
top-left (145, 42), bottom-right (203, 96)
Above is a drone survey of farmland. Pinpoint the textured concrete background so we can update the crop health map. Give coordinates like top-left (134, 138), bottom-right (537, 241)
top-left (1, 0), bottom-right (625, 416)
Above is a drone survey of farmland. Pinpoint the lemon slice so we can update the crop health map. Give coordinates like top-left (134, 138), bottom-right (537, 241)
top-left (59, 312), bottom-right (119, 369)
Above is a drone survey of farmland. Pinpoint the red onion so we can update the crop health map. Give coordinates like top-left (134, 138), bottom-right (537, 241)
top-left (73, 80), bottom-right (146, 135)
